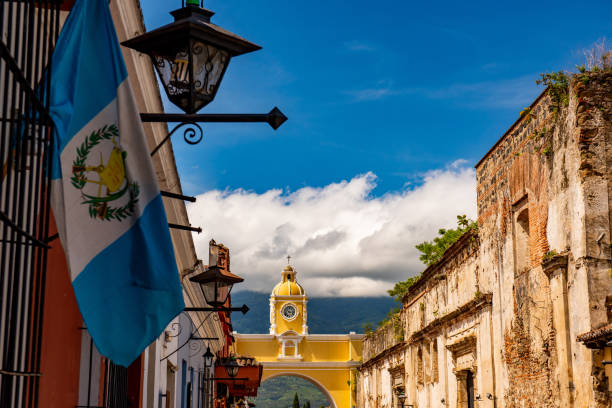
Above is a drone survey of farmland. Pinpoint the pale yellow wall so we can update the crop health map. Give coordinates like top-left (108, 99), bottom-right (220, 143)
top-left (351, 340), bottom-right (363, 361)
top-left (235, 337), bottom-right (361, 362)
top-left (301, 340), bottom-right (350, 361)
top-left (235, 339), bottom-right (280, 360)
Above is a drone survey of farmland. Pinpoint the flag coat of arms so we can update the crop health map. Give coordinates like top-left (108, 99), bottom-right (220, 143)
top-left (48, 0), bottom-right (185, 366)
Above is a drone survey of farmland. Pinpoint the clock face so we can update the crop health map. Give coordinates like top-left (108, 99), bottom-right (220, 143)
top-left (281, 304), bottom-right (297, 320)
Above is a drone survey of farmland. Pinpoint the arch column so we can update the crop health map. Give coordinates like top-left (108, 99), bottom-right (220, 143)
top-left (302, 300), bottom-right (308, 335)
top-left (269, 298), bottom-right (277, 335)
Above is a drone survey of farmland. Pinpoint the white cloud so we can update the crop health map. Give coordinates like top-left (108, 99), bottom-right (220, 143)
top-left (186, 163), bottom-right (476, 297)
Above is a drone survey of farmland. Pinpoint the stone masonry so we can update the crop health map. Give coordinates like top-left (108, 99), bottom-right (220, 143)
top-left (357, 72), bottom-right (612, 408)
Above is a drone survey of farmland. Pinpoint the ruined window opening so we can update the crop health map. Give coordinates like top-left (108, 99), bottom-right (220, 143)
top-left (465, 371), bottom-right (475, 408)
top-left (416, 347), bottom-right (424, 385)
top-left (514, 207), bottom-right (531, 274)
top-left (432, 339), bottom-right (439, 383)
top-left (456, 370), bottom-right (475, 408)
top-left (423, 342), bottom-right (431, 384)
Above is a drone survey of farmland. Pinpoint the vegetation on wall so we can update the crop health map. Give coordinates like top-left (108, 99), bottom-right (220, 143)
top-left (536, 38), bottom-right (611, 115)
top-left (364, 215), bottom-right (477, 332)
top-left (386, 214), bottom-right (477, 308)
top-left (536, 71), bottom-right (570, 112)
top-left (414, 215), bottom-right (477, 267)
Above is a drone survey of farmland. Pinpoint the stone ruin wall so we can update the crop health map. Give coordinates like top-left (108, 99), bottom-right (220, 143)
top-left (476, 90), bottom-right (559, 408)
top-left (402, 232), bottom-right (481, 340)
top-left (358, 72), bottom-right (612, 408)
top-left (475, 72), bottom-right (612, 408)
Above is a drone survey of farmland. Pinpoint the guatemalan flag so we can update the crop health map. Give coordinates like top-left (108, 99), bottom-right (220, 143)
top-left (48, 0), bottom-right (185, 366)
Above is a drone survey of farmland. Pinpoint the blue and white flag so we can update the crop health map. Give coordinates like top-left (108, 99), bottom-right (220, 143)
top-left (48, 0), bottom-right (185, 366)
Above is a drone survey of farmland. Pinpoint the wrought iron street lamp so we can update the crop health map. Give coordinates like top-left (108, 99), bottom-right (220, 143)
top-left (190, 265), bottom-right (243, 307)
top-left (121, 0), bottom-right (287, 183)
top-left (122, 1), bottom-right (260, 114)
top-left (203, 346), bottom-right (215, 368)
top-left (224, 357), bottom-right (240, 378)
top-left (184, 265), bottom-right (249, 314)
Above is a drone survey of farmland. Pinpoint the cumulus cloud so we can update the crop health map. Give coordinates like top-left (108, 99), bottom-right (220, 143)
top-left (186, 162), bottom-right (476, 297)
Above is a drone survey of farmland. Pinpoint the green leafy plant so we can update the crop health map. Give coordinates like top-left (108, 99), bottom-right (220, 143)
top-left (415, 215), bottom-right (478, 267)
top-left (293, 393), bottom-right (300, 408)
top-left (362, 322), bottom-right (374, 335)
top-left (392, 314), bottom-right (404, 342)
top-left (387, 275), bottom-right (421, 302)
top-left (533, 127), bottom-right (547, 139)
top-left (474, 289), bottom-right (482, 300)
top-left (536, 71), bottom-right (570, 112)
top-left (519, 106), bottom-right (533, 123)
top-left (543, 250), bottom-right (559, 261)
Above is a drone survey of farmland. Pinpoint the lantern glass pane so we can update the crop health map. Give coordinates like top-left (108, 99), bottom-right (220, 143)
top-left (153, 49), bottom-right (191, 112)
top-left (192, 41), bottom-right (229, 106)
top-left (200, 280), bottom-right (233, 306)
top-left (225, 361), bottom-right (240, 378)
top-left (200, 280), bottom-right (217, 306)
top-left (204, 347), bottom-right (215, 368)
top-left (214, 280), bottom-right (232, 306)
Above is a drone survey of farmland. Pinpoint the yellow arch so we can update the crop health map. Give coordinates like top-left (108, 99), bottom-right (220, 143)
top-left (234, 333), bottom-right (363, 408)
top-left (262, 372), bottom-right (337, 408)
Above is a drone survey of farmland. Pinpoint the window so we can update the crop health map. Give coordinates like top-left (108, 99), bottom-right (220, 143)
top-left (457, 370), bottom-right (475, 408)
top-left (423, 342), bottom-right (431, 383)
top-left (465, 371), bottom-right (475, 408)
top-left (416, 347), bottom-right (424, 385)
top-left (432, 339), bottom-right (439, 383)
top-left (514, 207), bottom-right (530, 274)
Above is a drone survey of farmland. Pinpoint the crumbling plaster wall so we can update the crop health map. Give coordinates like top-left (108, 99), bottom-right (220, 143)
top-left (475, 72), bottom-right (612, 407)
top-left (401, 235), bottom-right (488, 408)
top-left (358, 350), bottom-right (405, 408)
top-left (358, 73), bottom-right (612, 408)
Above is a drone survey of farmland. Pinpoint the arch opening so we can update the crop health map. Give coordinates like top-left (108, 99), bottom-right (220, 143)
top-left (257, 373), bottom-right (336, 408)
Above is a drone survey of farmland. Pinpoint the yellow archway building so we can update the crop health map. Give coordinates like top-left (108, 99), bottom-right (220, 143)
top-left (234, 264), bottom-right (364, 408)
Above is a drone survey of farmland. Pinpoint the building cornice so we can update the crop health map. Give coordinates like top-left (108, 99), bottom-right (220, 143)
top-left (402, 231), bottom-right (479, 305)
top-left (410, 293), bottom-right (492, 342)
top-left (262, 361), bottom-right (361, 369)
top-left (360, 341), bottom-right (407, 369)
top-left (233, 333), bottom-right (364, 341)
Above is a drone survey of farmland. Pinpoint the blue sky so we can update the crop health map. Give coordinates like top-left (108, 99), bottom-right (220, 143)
top-left (141, 0), bottom-right (611, 197)
top-left (138, 1), bottom-right (611, 295)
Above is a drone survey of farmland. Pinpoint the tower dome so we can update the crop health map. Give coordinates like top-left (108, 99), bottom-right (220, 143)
top-left (271, 265), bottom-right (305, 296)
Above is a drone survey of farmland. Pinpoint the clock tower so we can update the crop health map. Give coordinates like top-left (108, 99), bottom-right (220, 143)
top-left (269, 263), bottom-right (308, 338)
